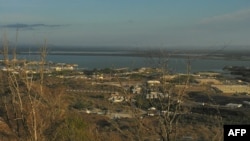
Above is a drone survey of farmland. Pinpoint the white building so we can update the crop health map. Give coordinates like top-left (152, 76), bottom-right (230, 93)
top-left (131, 85), bottom-right (142, 94)
top-left (146, 91), bottom-right (168, 99)
top-left (108, 92), bottom-right (125, 103)
top-left (225, 103), bottom-right (242, 108)
top-left (147, 80), bottom-right (160, 86)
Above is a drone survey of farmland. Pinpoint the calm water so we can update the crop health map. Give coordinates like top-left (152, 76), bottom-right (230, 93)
top-left (11, 54), bottom-right (250, 73)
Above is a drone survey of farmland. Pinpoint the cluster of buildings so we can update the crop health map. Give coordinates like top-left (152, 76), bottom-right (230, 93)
top-left (55, 66), bottom-right (250, 120)
top-left (0, 59), bottom-right (78, 74)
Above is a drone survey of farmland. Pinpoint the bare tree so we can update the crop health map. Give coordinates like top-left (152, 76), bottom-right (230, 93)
top-left (0, 37), bottom-right (67, 141)
top-left (148, 50), bottom-right (191, 141)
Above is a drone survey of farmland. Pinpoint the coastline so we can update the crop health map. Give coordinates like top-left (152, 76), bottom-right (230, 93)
top-left (17, 50), bottom-right (250, 61)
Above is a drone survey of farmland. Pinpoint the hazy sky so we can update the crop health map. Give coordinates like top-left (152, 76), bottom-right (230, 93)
top-left (1, 0), bottom-right (250, 48)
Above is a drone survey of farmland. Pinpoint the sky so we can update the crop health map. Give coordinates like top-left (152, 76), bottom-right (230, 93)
top-left (1, 0), bottom-right (250, 49)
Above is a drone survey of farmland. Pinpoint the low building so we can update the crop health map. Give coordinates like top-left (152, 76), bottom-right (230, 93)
top-left (147, 80), bottom-right (161, 86)
top-left (131, 85), bottom-right (142, 94)
top-left (108, 113), bottom-right (132, 119)
top-left (52, 63), bottom-right (76, 71)
top-left (161, 74), bottom-right (176, 81)
top-left (196, 72), bottom-right (221, 77)
top-left (146, 91), bottom-right (168, 99)
top-left (108, 92), bottom-right (125, 103)
top-left (147, 107), bottom-right (158, 116)
top-left (225, 103), bottom-right (242, 108)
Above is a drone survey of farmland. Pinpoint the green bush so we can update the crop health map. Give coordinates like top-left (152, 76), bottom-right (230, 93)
top-left (55, 113), bottom-right (93, 141)
top-left (72, 100), bottom-right (92, 109)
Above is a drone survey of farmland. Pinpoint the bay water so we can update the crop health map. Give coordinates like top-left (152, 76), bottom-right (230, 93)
top-left (14, 54), bottom-right (250, 73)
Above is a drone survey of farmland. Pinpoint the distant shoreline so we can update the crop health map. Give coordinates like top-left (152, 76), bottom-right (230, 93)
top-left (18, 51), bottom-right (146, 57)
top-left (16, 51), bottom-right (250, 61)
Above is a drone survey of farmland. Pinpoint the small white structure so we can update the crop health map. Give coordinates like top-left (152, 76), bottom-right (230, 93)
top-left (148, 107), bottom-right (156, 111)
top-left (112, 113), bottom-right (132, 119)
top-left (147, 107), bottom-right (158, 116)
top-left (85, 108), bottom-right (105, 115)
top-left (52, 63), bottom-right (76, 71)
top-left (147, 80), bottom-right (160, 86)
top-left (108, 92), bottom-right (125, 103)
top-left (146, 92), bottom-right (168, 99)
top-left (131, 85), bottom-right (142, 94)
top-left (225, 103), bottom-right (242, 108)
